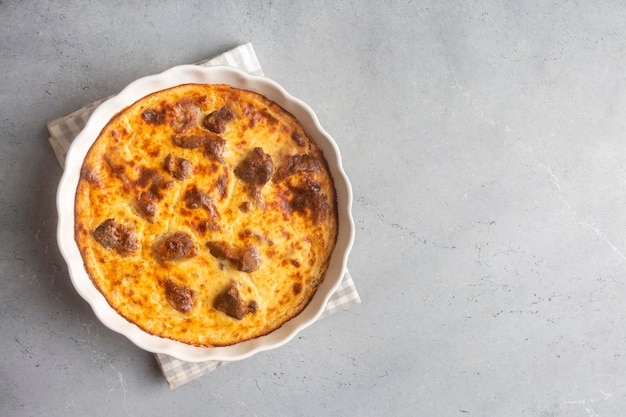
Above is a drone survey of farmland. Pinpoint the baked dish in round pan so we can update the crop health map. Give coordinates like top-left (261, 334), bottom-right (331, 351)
top-left (56, 65), bottom-right (353, 362)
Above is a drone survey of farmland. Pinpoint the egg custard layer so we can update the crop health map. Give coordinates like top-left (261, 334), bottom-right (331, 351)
top-left (74, 83), bottom-right (337, 347)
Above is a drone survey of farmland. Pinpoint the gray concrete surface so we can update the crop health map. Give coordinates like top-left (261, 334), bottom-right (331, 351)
top-left (4, 1), bottom-right (626, 415)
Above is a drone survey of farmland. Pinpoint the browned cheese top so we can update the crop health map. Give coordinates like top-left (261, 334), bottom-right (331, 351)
top-left (74, 84), bottom-right (338, 347)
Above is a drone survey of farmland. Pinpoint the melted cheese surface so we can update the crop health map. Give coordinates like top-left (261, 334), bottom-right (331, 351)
top-left (74, 84), bottom-right (337, 346)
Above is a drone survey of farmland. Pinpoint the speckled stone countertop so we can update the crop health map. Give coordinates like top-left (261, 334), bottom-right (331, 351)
top-left (4, 1), bottom-right (626, 415)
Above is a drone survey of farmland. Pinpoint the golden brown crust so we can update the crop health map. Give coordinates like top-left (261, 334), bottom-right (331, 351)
top-left (74, 84), bottom-right (337, 347)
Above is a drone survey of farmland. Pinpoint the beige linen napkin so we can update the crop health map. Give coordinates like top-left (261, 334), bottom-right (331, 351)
top-left (48, 43), bottom-right (361, 389)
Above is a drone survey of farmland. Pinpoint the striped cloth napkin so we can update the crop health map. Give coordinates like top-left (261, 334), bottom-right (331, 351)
top-left (47, 42), bottom-right (361, 389)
